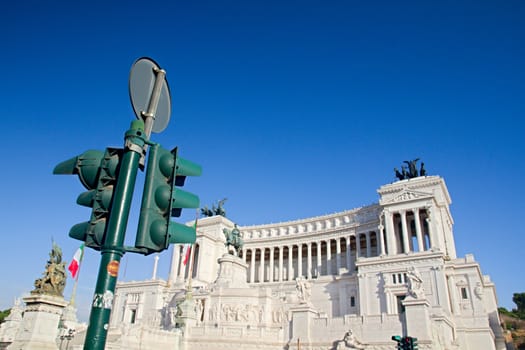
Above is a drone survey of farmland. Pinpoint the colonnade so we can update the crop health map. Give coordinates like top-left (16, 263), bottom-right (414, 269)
top-left (242, 231), bottom-right (380, 283)
top-left (166, 207), bottom-right (434, 285)
top-left (242, 207), bottom-right (434, 284)
top-left (382, 207), bottom-right (432, 255)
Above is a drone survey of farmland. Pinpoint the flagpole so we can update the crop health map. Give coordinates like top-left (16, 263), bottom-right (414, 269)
top-left (185, 210), bottom-right (199, 298)
top-left (70, 268), bottom-right (80, 307)
top-left (69, 245), bottom-right (84, 307)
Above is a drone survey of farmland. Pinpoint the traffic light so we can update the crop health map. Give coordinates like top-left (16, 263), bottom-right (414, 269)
top-left (408, 337), bottom-right (418, 350)
top-left (54, 148), bottom-right (122, 249)
top-left (135, 143), bottom-right (201, 254)
top-left (391, 335), bottom-right (403, 349)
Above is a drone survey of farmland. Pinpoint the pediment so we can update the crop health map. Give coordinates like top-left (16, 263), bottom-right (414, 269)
top-left (385, 189), bottom-right (432, 204)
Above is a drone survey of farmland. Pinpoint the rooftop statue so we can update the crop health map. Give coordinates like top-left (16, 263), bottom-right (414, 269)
top-left (201, 198), bottom-right (228, 217)
top-left (32, 242), bottom-right (67, 297)
top-left (223, 224), bottom-right (243, 256)
top-left (394, 159), bottom-right (426, 180)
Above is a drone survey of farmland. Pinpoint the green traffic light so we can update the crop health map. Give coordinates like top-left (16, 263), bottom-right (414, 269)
top-left (135, 144), bottom-right (201, 255)
top-left (53, 150), bottom-right (104, 189)
top-left (168, 222), bottom-right (197, 244)
top-left (54, 148), bottom-right (122, 250)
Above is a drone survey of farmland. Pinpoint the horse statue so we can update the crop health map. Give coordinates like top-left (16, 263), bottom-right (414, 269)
top-left (223, 224), bottom-right (243, 256)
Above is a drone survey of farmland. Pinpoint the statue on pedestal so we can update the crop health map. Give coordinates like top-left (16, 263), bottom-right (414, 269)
top-left (32, 242), bottom-right (67, 297)
top-left (223, 224), bottom-right (243, 256)
top-left (295, 276), bottom-right (311, 304)
top-left (406, 266), bottom-right (425, 299)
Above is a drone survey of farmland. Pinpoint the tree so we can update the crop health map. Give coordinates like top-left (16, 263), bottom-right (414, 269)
top-left (513, 293), bottom-right (525, 314)
top-left (0, 309), bottom-right (11, 324)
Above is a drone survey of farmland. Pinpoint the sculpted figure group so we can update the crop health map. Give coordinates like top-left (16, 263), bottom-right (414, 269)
top-left (336, 329), bottom-right (366, 350)
top-left (394, 158), bottom-right (426, 181)
top-left (32, 242), bottom-right (67, 297)
top-left (201, 198), bottom-right (227, 217)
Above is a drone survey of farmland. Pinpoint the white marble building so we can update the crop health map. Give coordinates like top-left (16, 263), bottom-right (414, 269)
top-left (98, 175), bottom-right (505, 350)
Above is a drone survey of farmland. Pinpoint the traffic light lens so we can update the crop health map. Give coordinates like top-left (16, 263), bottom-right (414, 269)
top-left (154, 185), bottom-right (172, 211)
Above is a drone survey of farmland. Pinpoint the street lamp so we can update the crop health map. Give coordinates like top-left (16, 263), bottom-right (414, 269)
top-left (60, 328), bottom-right (75, 350)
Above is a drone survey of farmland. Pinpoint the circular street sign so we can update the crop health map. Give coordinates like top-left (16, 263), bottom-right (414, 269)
top-left (129, 57), bottom-right (171, 134)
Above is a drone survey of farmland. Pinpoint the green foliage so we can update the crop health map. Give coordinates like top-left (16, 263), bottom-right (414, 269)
top-left (499, 307), bottom-right (510, 314)
top-left (514, 293), bottom-right (525, 313)
top-left (500, 293), bottom-right (525, 320)
top-left (0, 309), bottom-right (11, 324)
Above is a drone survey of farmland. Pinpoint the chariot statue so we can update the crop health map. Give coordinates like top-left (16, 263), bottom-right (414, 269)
top-left (394, 158), bottom-right (426, 180)
top-left (201, 198), bottom-right (228, 217)
top-left (223, 224), bottom-right (243, 256)
top-left (32, 242), bottom-right (67, 297)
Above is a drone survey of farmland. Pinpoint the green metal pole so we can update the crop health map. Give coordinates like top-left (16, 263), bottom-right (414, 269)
top-left (84, 120), bottom-right (146, 350)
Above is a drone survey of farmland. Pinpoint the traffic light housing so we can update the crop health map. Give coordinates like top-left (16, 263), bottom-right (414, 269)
top-left (392, 336), bottom-right (418, 350)
top-left (135, 143), bottom-right (201, 255)
top-left (391, 336), bottom-right (403, 350)
top-left (54, 148), bottom-right (122, 249)
top-left (408, 337), bottom-right (418, 350)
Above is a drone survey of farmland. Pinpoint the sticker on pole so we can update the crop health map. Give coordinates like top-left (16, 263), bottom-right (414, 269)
top-left (107, 260), bottom-right (120, 277)
top-left (93, 291), bottom-right (114, 309)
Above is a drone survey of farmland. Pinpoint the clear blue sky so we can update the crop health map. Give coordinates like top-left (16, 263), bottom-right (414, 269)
top-left (1, 0), bottom-right (523, 322)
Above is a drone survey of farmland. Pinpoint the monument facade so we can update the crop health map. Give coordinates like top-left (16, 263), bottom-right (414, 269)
top-left (85, 175), bottom-right (505, 349)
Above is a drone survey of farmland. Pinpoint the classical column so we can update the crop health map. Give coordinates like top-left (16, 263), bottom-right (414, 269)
top-left (425, 207), bottom-right (436, 250)
top-left (335, 238), bottom-right (341, 274)
top-left (279, 246), bottom-right (284, 282)
top-left (269, 247), bottom-right (275, 282)
top-left (414, 208), bottom-right (424, 252)
top-left (177, 245), bottom-right (186, 283)
top-left (168, 244), bottom-right (181, 285)
top-left (316, 242), bottom-right (322, 277)
top-left (400, 210), bottom-right (410, 253)
top-left (326, 239), bottom-right (332, 275)
top-left (355, 234), bottom-right (361, 259)
top-left (345, 236), bottom-right (352, 271)
top-left (250, 248), bottom-right (256, 283)
top-left (378, 225), bottom-right (386, 256)
top-left (307, 242), bottom-right (312, 279)
top-left (288, 245), bottom-right (293, 281)
top-left (366, 232), bottom-right (372, 257)
top-left (260, 247), bottom-right (266, 282)
top-left (384, 209), bottom-right (397, 255)
top-left (297, 243), bottom-right (303, 278)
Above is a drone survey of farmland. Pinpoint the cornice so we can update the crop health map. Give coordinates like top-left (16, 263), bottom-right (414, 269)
top-left (241, 205), bottom-right (381, 243)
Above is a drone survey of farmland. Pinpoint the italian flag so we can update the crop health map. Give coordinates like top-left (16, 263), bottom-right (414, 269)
top-left (182, 217), bottom-right (197, 266)
top-left (68, 243), bottom-right (84, 279)
top-left (182, 244), bottom-right (191, 266)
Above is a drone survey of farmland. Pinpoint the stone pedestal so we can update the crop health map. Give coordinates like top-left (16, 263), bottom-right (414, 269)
top-left (0, 299), bottom-right (23, 345)
top-left (214, 254), bottom-right (248, 288)
top-left (176, 295), bottom-right (198, 330)
top-left (8, 294), bottom-right (68, 350)
top-left (402, 297), bottom-right (432, 341)
top-left (290, 305), bottom-right (318, 349)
